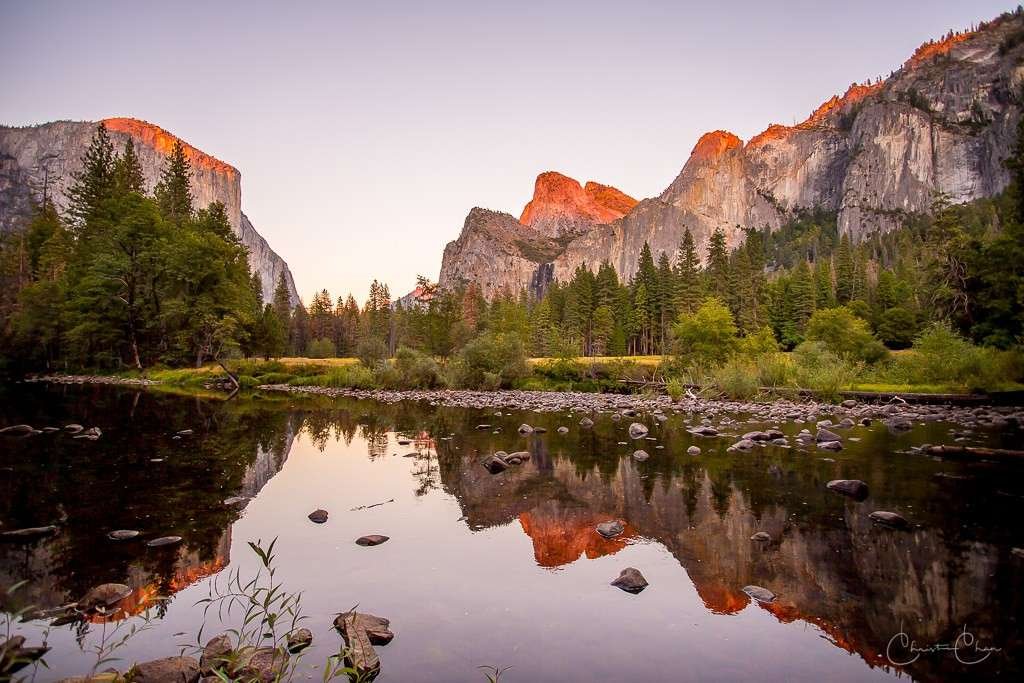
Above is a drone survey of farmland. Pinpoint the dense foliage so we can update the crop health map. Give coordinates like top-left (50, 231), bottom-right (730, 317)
top-left (0, 124), bottom-right (264, 371)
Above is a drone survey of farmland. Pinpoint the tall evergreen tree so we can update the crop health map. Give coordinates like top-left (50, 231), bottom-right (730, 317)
top-left (155, 140), bottom-right (194, 228)
top-left (114, 138), bottom-right (146, 195)
top-left (66, 122), bottom-right (115, 233)
top-left (674, 229), bottom-right (702, 315)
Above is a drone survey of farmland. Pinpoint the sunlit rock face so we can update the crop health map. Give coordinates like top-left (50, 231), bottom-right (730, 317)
top-left (439, 14), bottom-right (1024, 296)
top-left (0, 118), bottom-right (297, 305)
top-left (519, 171), bottom-right (637, 238)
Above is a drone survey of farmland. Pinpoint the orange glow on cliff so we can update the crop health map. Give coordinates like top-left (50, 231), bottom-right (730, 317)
top-left (904, 31), bottom-right (973, 69)
top-left (102, 117), bottom-right (238, 176)
top-left (519, 171), bottom-right (637, 227)
top-left (689, 130), bottom-right (742, 162)
top-left (748, 81), bottom-right (884, 146)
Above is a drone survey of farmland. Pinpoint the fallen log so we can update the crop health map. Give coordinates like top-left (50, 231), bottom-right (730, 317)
top-left (925, 445), bottom-right (1024, 460)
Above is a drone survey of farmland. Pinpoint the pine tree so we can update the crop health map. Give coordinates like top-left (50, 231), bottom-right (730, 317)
top-left (114, 138), bottom-right (145, 194)
top-left (272, 271), bottom-right (293, 324)
top-left (834, 233), bottom-right (855, 304)
top-left (155, 140), bottom-right (193, 228)
top-left (674, 229), bottom-right (702, 315)
top-left (656, 251), bottom-right (675, 352)
top-left (814, 258), bottom-right (835, 308)
top-left (706, 228), bottom-right (730, 301)
top-left (66, 122), bottom-right (115, 233)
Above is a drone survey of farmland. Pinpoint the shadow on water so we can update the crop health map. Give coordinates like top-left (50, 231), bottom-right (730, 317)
top-left (1, 383), bottom-right (1022, 681)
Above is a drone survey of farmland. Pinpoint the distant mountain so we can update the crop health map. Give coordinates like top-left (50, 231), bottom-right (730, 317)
top-left (439, 10), bottom-right (1024, 298)
top-left (0, 117), bottom-right (299, 305)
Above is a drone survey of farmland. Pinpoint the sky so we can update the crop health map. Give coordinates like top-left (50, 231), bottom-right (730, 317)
top-left (0, 0), bottom-right (1012, 304)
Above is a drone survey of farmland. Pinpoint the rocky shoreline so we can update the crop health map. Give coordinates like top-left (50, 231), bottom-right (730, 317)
top-left (24, 374), bottom-right (159, 386)
top-left (17, 375), bottom-right (1023, 430)
top-left (257, 384), bottom-right (1022, 431)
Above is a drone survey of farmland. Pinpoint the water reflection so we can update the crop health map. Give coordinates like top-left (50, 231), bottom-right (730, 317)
top-left (1, 385), bottom-right (1022, 682)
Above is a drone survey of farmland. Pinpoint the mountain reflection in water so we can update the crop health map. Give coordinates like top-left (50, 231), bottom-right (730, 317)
top-left (1, 384), bottom-right (1021, 682)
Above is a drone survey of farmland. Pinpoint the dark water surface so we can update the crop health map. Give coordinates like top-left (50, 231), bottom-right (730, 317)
top-left (2, 384), bottom-right (1023, 682)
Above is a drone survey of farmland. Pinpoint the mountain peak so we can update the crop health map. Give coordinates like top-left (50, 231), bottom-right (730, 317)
top-left (519, 171), bottom-right (637, 237)
top-left (689, 131), bottom-right (742, 161)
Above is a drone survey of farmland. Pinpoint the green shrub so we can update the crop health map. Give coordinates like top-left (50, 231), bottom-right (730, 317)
top-left (318, 364), bottom-right (374, 389)
top-left (806, 307), bottom-right (888, 364)
top-left (393, 346), bottom-right (443, 388)
top-left (356, 337), bottom-right (388, 368)
top-left (672, 298), bottom-right (738, 368)
top-left (738, 326), bottom-right (779, 356)
top-left (665, 377), bottom-right (686, 402)
top-left (305, 338), bottom-right (336, 359)
top-left (711, 358), bottom-right (760, 400)
top-left (756, 352), bottom-right (794, 388)
top-left (449, 333), bottom-right (528, 389)
top-left (535, 356), bottom-right (582, 382)
top-left (792, 341), bottom-right (858, 401)
top-left (258, 372), bottom-right (294, 384)
top-left (889, 322), bottom-right (1024, 390)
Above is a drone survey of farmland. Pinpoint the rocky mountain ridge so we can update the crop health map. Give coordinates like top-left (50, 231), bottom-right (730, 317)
top-left (0, 118), bottom-right (298, 305)
top-left (439, 11), bottom-right (1024, 298)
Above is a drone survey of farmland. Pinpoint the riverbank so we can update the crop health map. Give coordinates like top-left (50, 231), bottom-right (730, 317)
top-left (19, 373), bottom-right (1023, 431)
top-left (256, 383), bottom-right (1022, 431)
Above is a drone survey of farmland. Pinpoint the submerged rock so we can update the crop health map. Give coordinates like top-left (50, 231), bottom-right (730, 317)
top-left (107, 530), bottom-right (140, 541)
top-left (556, 426), bottom-right (569, 434)
top-left (129, 656), bottom-right (200, 683)
top-left (0, 424), bottom-right (34, 435)
top-left (308, 509), bottom-right (329, 524)
top-left (687, 446), bottom-right (701, 456)
top-left (517, 424), bottom-right (534, 434)
top-left (826, 479), bottom-right (869, 501)
top-left (146, 535), bottom-right (183, 547)
top-left (286, 628), bottom-right (313, 653)
top-left (579, 417), bottom-right (594, 428)
top-left (200, 634), bottom-right (233, 674)
top-left (628, 422), bottom-right (649, 439)
top-left (742, 585), bottom-right (776, 603)
top-left (632, 449), bottom-right (649, 461)
top-left (481, 455), bottom-right (508, 474)
top-left (230, 646), bottom-right (288, 682)
top-left (818, 440), bottom-right (844, 451)
top-left (816, 428), bottom-right (843, 443)
top-left (750, 532), bottom-right (771, 542)
top-left (611, 567), bottom-right (648, 594)
top-left (78, 583), bottom-right (132, 611)
top-left (596, 520), bottom-right (625, 539)
top-left (355, 534), bottom-right (389, 546)
top-left (727, 439), bottom-right (756, 452)
top-left (0, 525), bottom-right (57, 542)
top-left (869, 511), bottom-right (911, 530)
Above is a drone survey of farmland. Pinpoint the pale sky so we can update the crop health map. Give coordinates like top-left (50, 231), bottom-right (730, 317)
top-left (1, 0), bottom-right (1010, 304)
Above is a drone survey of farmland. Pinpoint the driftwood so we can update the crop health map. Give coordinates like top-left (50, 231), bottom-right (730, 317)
top-left (350, 498), bottom-right (395, 511)
top-left (217, 361), bottom-right (241, 390)
top-left (925, 445), bottom-right (1024, 460)
top-left (334, 612), bottom-right (394, 677)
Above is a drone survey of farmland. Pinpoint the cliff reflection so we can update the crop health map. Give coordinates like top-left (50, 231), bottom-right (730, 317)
top-left (0, 386), bottom-right (298, 617)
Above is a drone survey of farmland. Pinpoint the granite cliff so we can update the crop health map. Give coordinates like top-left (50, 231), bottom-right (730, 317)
top-left (439, 11), bottom-right (1024, 298)
top-left (0, 118), bottom-right (298, 304)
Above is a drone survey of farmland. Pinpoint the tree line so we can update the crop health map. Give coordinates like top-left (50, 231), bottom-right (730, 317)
top-left (3, 118), bottom-right (1022, 374)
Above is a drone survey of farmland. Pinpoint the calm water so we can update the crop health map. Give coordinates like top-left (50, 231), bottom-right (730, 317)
top-left (1, 384), bottom-right (1023, 682)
